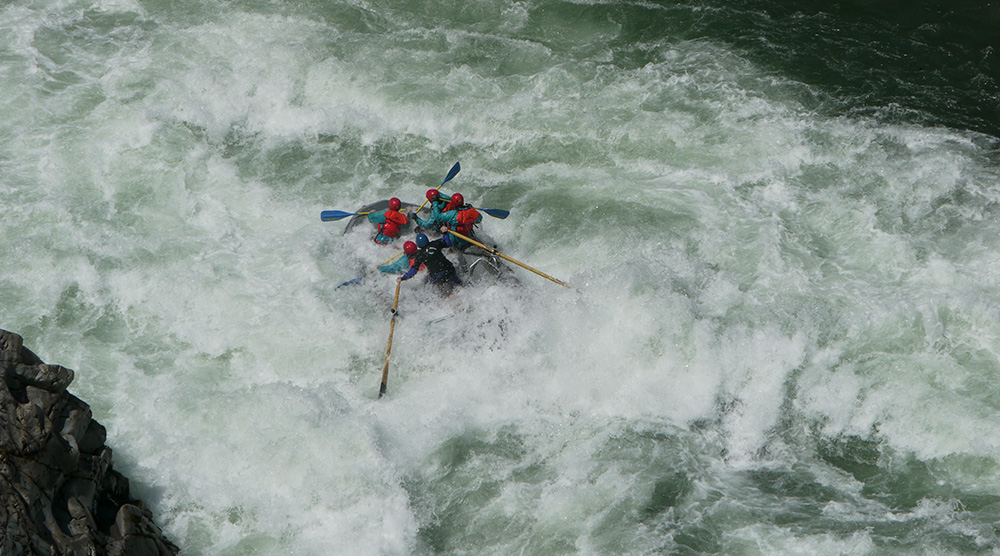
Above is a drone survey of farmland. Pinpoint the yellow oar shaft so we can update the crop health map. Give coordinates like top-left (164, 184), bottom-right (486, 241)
top-left (378, 280), bottom-right (402, 398)
top-left (445, 230), bottom-right (571, 288)
top-left (415, 197), bottom-right (432, 213)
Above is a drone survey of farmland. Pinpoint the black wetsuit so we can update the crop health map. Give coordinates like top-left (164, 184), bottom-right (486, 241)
top-left (400, 237), bottom-right (461, 293)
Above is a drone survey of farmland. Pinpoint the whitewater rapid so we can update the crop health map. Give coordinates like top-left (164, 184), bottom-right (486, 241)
top-left (3, 1), bottom-right (1000, 554)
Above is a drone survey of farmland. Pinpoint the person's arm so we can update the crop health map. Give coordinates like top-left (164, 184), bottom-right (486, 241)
top-left (414, 211), bottom-right (434, 228)
top-left (427, 236), bottom-right (453, 249)
top-left (416, 201), bottom-right (446, 227)
top-left (400, 252), bottom-right (424, 280)
top-left (367, 210), bottom-right (386, 224)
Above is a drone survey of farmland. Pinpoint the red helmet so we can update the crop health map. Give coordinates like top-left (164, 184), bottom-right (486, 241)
top-left (388, 197), bottom-right (401, 211)
top-left (403, 241), bottom-right (417, 255)
top-left (450, 193), bottom-right (464, 206)
top-left (426, 189), bottom-right (440, 201)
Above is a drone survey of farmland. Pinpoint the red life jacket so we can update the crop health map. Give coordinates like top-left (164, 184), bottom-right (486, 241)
top-left (453, 207), bottom-right (480, 236)
top-left (378, 209), bottom-right (408, 238)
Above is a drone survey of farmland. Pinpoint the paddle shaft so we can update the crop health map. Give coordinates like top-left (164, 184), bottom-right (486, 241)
top-left (444, 230), bottom-right (571, 288)
top-left (379, 280), bottom-right (402, 398)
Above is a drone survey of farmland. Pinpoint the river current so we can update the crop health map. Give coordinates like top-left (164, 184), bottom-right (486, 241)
top-left (2, 1), bottom-right (1000, 554)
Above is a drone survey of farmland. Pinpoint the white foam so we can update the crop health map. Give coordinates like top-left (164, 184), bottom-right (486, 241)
top-left (5, 3), bottom-right (1000, 554)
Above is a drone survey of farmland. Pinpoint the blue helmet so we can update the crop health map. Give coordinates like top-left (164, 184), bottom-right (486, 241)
top-left (415, 233), bottom-right (429, 248)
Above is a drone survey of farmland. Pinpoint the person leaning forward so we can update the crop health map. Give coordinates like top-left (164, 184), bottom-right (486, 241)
top-left (412, 189), bottom-right (450, 231)
top-left (378, 241), bottom-right (419, 274)
top-left (434, 192), bottom-right (481, 249)
top-left (398, 233), bottom-right (461, 295)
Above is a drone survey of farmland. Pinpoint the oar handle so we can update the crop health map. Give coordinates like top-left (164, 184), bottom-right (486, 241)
top-left (445, 230), bottom-right (571, 288)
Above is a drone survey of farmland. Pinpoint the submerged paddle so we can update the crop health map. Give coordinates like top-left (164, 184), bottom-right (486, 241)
top-left (444, 229), bottom-right (571, 288)
top-left (337, 253), bottom-right (404, 289)
top-left (379, 280), bottom-right (402, 399)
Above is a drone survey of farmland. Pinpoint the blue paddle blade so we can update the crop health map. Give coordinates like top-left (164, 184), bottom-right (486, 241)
top-left (321, 210), bottom-right (357, 221)
top-left (479, 208), bottom-right (509, 219)
top-left (441, 162), bottom-right (460, 185)
top-left (336, 274), bottom-right (366, 288)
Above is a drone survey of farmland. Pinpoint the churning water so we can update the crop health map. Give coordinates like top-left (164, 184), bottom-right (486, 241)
top-left (3, 0), bottom-right (1000, 554)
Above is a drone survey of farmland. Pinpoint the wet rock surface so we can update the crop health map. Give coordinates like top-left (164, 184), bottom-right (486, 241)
top-left (1, 329), bottom-right (178, 556)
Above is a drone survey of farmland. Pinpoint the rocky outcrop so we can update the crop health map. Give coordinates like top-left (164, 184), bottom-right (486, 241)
top-left (1, 329), bottom-right (178, 556)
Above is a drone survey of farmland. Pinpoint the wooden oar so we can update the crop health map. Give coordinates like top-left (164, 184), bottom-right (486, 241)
top-left (444, 230), bottom-right (571, 288)
top-left (378, 280), bottom-right (402, 399)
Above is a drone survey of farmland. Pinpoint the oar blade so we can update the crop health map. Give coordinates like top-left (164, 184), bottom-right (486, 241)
top-left (336, 275), bottom-right (366, 289)
top-left (321, 210), bottom-right (356, 221)
top-left (441, 161), bottom-right (461, 185)
top-left (479, 208), bottom-right (510, 219)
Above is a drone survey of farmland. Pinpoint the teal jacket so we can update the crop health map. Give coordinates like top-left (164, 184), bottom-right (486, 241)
top-left (378, 254), bottom-right (415, 274)
top-left (437, 207), bottom-right (482, 248)
top-left (414, 198), bottom-right (450, 229)
top-left (437, 208), bottom-right (483, 229)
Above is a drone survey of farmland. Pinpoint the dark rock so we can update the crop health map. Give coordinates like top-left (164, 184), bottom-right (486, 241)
top-left (1, 329), bottom-right (178, 556)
